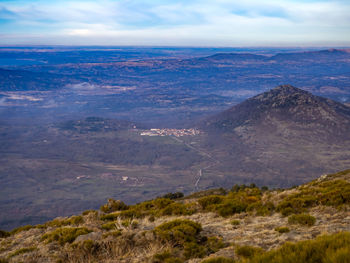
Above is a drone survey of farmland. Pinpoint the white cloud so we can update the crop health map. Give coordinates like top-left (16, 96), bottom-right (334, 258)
top-left (0, 0), bottom-right (349, 46)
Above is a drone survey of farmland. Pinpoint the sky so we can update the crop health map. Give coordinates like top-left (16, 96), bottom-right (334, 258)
top-left (0, 0), bottom-right (349, 46)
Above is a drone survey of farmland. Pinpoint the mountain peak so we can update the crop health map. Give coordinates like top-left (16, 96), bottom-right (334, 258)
top-left (272, 84), bottom-right (305, 93)
top-left (252, 84), bottom-right (313, 102)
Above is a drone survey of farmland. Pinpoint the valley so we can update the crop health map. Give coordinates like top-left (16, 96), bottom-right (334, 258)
top-left (1, 48), bottom-right (350, 230)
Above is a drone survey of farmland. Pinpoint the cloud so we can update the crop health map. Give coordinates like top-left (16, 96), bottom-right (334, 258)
top-left (0, 0), bottom-right (349, 46)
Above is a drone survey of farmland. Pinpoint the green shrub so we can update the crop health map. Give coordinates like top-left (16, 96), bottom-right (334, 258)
top-left (100, 199), bottom-right (128, 213)
top-left (274, 226), bottom-right (290, 233)
top-left (255, 202), bottom-right (275, 216)
top-left (154, 219), bottom-right (202, 246)
top-left (276, 178), bottom-right (350, 217)
top-left (118, 208), bottom-right (142, 219)
top-left (10, 225), bottom-right (34, 235)
top-left (206, 236), bottom-right (225, 253)
top-left (41, 227), bottom-right (91, 245)
top-left (324, 247), bottom-right (350, 263)
top-left (198, 195), bottom-right (224, 210)
top-left (201, 257), bottom-right (235, 263)
top-left (217, 202), bottom-right (247, 217)
top-left (45, 215), bottom-right (84, 227)
top-left (0, 230), bottom-right (10, 238)
top-left (280, 207), bottom-right (295, 217)
top-left (152, 250), bottom-right (184, 263)
top-left (102, 230), bottom-right (122, 238)
top-left (288, 213), bottom-right (316, 226)
top-left (152, 198), bottom-right (174, 209)
top-left (184, 242), bottom-right (206, 259)
top-left (236, 245), bottom-right (263, 259)
top-left (101, 222), bottom-right (117, 231)
top-left (230, 220), bottom-right (240, 226)
top-left (249, 232), bottom-right (350, 263)
top-left (100, 212), bottom-right (120, 221)
top-left (0, 258), bottom-right (8, 263)
top-left (162, 192), bottom-right (184, 200)
top-left (8, 247), bottom-right (36, 258)
top-left (161, 203), bottom-right (195, 216)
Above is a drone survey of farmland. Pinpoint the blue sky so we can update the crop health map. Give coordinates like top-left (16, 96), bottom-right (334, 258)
top-left (0, 0), bottom-right (349, 46)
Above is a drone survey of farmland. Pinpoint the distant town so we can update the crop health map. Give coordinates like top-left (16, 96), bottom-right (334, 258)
top-left (140, 128), bottom-right (200, 137)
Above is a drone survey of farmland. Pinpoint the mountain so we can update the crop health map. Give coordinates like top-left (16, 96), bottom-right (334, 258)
top-left (202, 85), bottom-right (350, 138)
top-left (196, 85), bottom-right (350, 186)
top-left (0, 169), bottom-right (349, 263)
top-left (202, 53), bottom-right (266, 61)
top-left (270, 49), bottom-right (350, 61)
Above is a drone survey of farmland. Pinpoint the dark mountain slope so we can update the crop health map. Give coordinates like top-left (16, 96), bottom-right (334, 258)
top-left (202, 85), bottom-right (350, 139)
top-left (196, 85), bottom-right (350, 187)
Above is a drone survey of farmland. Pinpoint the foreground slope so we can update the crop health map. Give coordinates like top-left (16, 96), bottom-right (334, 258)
top-left (0, 169), bottom-right (349, 263)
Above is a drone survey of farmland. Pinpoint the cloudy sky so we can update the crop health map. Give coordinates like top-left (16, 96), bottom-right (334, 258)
top-left (0, 0), bottom-right (349, 46)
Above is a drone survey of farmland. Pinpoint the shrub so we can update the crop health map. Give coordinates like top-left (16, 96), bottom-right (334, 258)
top-left (152, 251), bottom-right (184, 263)
top-left (288, 213), bottom-right (316, 226)
top-left (184, 242), bottom-right (206, 259)
top-left (236, 245), bottom-right (263, 259)
top-left (162, 192), bottom-right (184, 200)
top-left (201, 257), bottom-right (235, 263)
top-left (9, 225), bottom-right (35, 235)
top-left (274, 226), bottom-right (290, 233)
top-left (154, 219), bottom-right (202, 246)
top-left (206, 236), bottom-right (225, 253)
top-left (255, 202), bottom-right (275, 216)
top-left (101, 222), bottom-right (117, 231)
top-left (217, 202), bottom-right (247, 217)
top-left (100, 212), bottom-right (120, 221)
top-left (45, 215), bottom-right (84, 227)
top-left (0, 230), bottom-right (10, 238)
top-left (276, 178), bottom-right (350, 217)
top-left (8, 247), bottom-right (36, 258)
top-left (41, 227), bottom-right (92, 245)
top-left (102, 230), bottom-right (122, 238)
top-left (198, 195), bottom-right (224, 210)
top-left (249, 232), bottom-right (350, 263)
top-left (230, 220), bottom-right (240, 226)
top-left (100, 199), bottom-right (128, 213)
top-left (118, 208), bottom-right (142, 219)
top-left (161, 203), bottom-right (194, 216)
top-left (280, 207), bottom-right (295, 217)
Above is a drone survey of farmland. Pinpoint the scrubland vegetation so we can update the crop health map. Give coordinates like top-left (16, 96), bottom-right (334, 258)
top-left (0, 170), bottom-right (349, 262)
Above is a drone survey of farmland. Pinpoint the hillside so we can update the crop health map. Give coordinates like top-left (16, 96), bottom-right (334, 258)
top-left (194, 85), bottom-right (350, 187)
top-left (202, 85), bottom-right (350, 134)
top-left (0, 169), bottom-right (349, 263)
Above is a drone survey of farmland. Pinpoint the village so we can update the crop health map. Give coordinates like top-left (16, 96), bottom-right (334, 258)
top-left (140, 128), bottom-right (200, 137)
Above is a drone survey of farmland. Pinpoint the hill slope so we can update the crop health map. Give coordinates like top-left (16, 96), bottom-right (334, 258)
top-left (195, 85), bottom-right (350, 187)
top-left (0, 169), bottom-right (349, 263)
top-left (202, 84), bottom-right (350, 137)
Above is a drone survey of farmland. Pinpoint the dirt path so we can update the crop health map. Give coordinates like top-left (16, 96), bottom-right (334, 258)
top-left (170, 136), bottom-right (220, 191)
